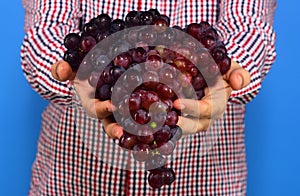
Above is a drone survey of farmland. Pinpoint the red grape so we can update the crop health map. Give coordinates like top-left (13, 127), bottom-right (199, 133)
top-left (132, 143), bottom-right (152, 162)
top-left (80, 36), bottom-right (97, 52)
top-left (63, 10), bottom-right (233, 189)
top-left (64, 33), bottom-right (81, 50)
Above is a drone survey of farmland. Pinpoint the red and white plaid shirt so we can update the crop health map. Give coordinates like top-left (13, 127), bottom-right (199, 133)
top-left (21, 0), bottom-right (276, 195)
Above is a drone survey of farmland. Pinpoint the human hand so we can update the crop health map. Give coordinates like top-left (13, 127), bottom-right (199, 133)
top-left (51, 60), bottom-right (124, 139)
top-left (173, 61), bottom-right (251, 135)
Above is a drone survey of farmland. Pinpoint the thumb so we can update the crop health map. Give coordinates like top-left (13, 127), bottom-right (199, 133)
top-left (102, 117), bottom-right (124, 139)
top-left (51, 60), bottom-right (75, 81)
top-left (225, 61), bottom-right (251, 90)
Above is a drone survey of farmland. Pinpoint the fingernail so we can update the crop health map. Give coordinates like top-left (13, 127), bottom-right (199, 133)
top-left (115, 127), bottom-right (123, 139)
top-left (107, 103), bottom-right (116, 113)
top-left (237, 74), bottom-right (243, 89)
top-left (107, 107), bottom-right (113, 113)
top-left (55, 62), bottom-right (61, 80)
top-left (180, 103), bottom-right (186, 110)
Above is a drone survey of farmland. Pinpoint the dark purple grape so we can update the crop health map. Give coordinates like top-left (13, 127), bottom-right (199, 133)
top-left (162, 99), bottom-right (174, 112)
top-left (158, 66), bottom-right (177, 84)
top-left (199, 21), bottom-right (212, 34)
top-left (158, 15), bottom-right (170, 27)
top-left (149, 101), bottom-right (168, 128)
top-left (64, 33), bottom-right (81, 50)
top-left (156, 83), bottom-right (175, 100)
top-left (170, 126), bottom-right (182, 141)
top-left (109, 40), bottom-right (132, 58)
top-left (119, 132), bottom-right (138, 150)
top-left (96, 30), bottom-right (112, 42)
top-left (132, 143), bottom-right (152, 162)
top-left (76, 59), bottom-right (93, 80)
top-left (149, 100), bottom-right (168, 114)
top-left (137, 127), bottom-right (155, 144)
top-left (95, 83), bottom-right (112, 100)
top-left (125, 11), bottom-right (141, 27)
top-left (88, 71), bottom-right (104, 88)
top-left (89, 48), bottom-right (106, 63)
top-left (100, 65), bottom-right (113, 84)
top-left (141, 91), bottom-right (160, 110)
top-left (80, 36), bottom-right (97, 52)
top-left (83, 22), bottom-right (99, 37)
top-left (116, 94), bottom-right (130, 116)
top-left (133, 109), bottom-right (150, 125)
top-left (197, 48), bottom-right (213, 67)
top-left (211, 43), bottom-right (227, 63)
top-left (63, 49), bottom-right (82, 71)
top-left (212, 49), bottom-right (225, 63)
top-left (110, 65), bottom-right (125, 82)
top-left (200, 35), bottom-right (216, 49)
top-left (152, 18), bottom-right (169, 33)
top-left (110, 19), bottom-right (126, 33)
top-left (140, 11), bottom-right (154, 25)
top-left (111, 84), bottom-right (128, 103)
top-left (192, 73), bottom-right (206, 90)
top-left (187, 64), bottom-right (199, 77)
top-left (186, 23), bottom-right (201, 39)
top-left (165, 111), bottom-right (178, 126)
top-left (148, 170), bottom-right (164, 189)
top-left (130, 47), bottom-right (147, 63)
top-left (218, 56), bottom-right (231, 75)
top-left (113, 52), bottom-right (133, 69)
top-left (158, 139), bottom-right (176, 156)
top-left (128, 92), bottom-right (142, 112)
top-left (142, 71), bottom-right (159, 89)
top-left (157, 27), bottom-right (176, 43)
top-left (177, 72), bottom-right (192, 88)
top-left (145, 154), bottom-right (166, 171)
top-left (150, 111), bottom-right (166, 130)
top-left (154, 125), bottom-right (171, 146)
top-left (147, 49), bottom-right (160, 56)
top-left (161, 167), bottom-right (175, 185)
top-left (126, 28), bottom-right (139, 44)
top-left (145, 54), bottom-right (163, 71)
top-left (94, 13), bottom-right (112, 30)
top-left (204, 27), bottom-right (218, 40)
top-left (122, 117), bottom-right (138, 134)
top-left (206, 63), bottom-right (220, 77)
top-left (94, 54), bottom-right (111, 68)
top-left (196, 89), bottom-right (205, 100)
top-left (122, 69), bottom-right (143, 89)
top-left (138, 28), bottom-right (157, 44)
top-left (173, 57), bottom-right (190, 72)
top-left (148, 9), bottom-right (161, 19)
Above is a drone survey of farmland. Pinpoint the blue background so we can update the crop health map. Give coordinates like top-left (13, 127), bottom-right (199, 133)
top-left (0, 0), bottom-right (299, 195)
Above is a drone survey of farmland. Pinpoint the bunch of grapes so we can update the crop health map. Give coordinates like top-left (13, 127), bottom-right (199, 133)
top-left (63, 9), bottom-right (231, 189)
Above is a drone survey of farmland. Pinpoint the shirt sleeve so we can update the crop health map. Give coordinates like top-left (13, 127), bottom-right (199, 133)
top-left (215, 0), bottom-right (277, 104)
top-left (20, 0), bottom-right (81, 105)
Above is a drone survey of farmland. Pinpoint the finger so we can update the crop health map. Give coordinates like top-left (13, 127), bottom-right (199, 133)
top-left (72, 78), bottom-right (116, 119)
top-left (174, 94), bottom-right (228, 120)
top-left (224, 61), bottom-right (251, 90)
top-left (177, 116), bottom-right (211, 135)
top-left (102, 116), bottom-right (124, 139)
top-left (51, 60), bottom-right (75, 81)
top-left (174, 98), bottom-right (209, 118)
top-left (94, 100), bottom-right (116, 119)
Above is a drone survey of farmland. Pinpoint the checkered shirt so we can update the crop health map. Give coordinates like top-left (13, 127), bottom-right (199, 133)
top-left (21, 0), bottom-right (277, 195)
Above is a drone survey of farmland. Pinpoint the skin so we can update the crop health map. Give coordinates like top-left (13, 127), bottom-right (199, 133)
top-left (51, 60), bottom-right (250, 139)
